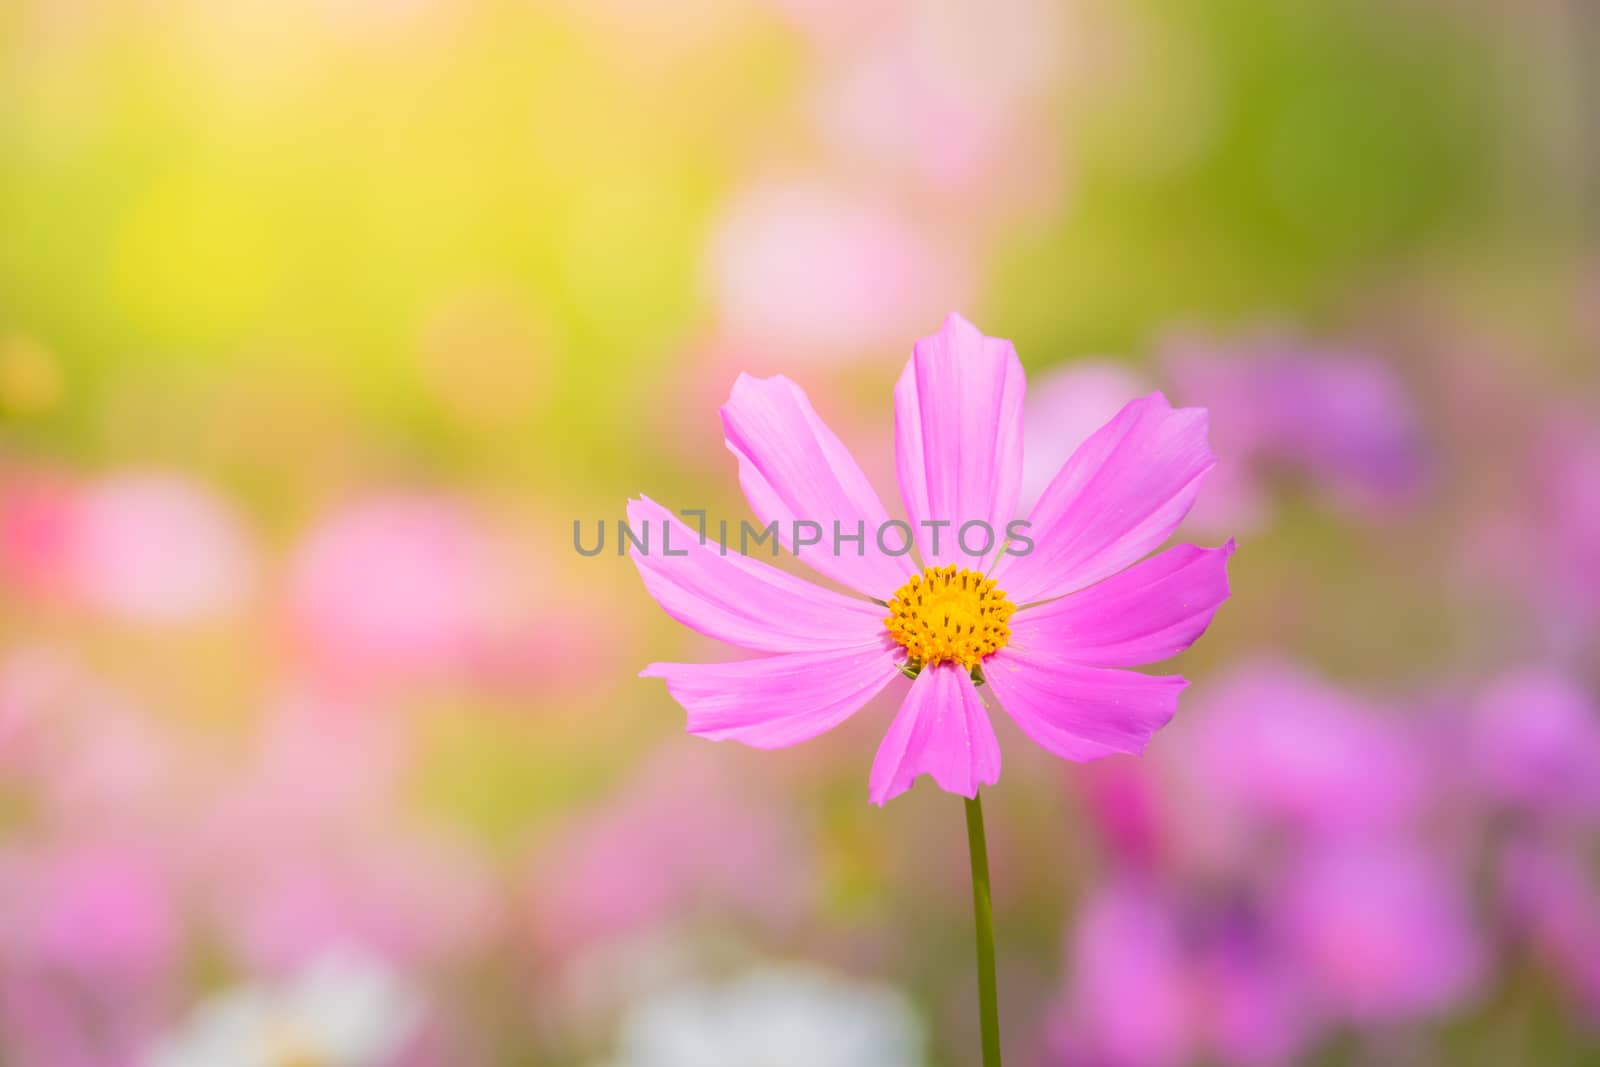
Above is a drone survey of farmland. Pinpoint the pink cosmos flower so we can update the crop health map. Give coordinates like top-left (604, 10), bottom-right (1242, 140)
top-left (635, 313), bottom-right (1232, 804)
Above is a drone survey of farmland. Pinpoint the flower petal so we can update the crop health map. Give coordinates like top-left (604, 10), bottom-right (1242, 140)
top-left (722, 374), bottom-right (916, 598)
top-left (642, 641), bottom-right (899, 750)
top-left (1009, 541), bottom-right (1234, 667)
top-left (994, 392), bottom-right (1215, 605)
top-left (894, 312), bottom-right (1026, 570)
top-left (984, 650), bottom-right (1186, 762)
top-left (869, 663), bottom-right (1001, 805)
top-left (628, 496), bottom-right (885, 653)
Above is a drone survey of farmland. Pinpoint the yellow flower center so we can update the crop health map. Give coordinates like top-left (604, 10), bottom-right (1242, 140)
top-left (884, 565), bottom-right (1016, 671)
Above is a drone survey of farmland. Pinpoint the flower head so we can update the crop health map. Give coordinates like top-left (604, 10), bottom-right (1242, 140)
top-left (635, 313), bottom-right (1232, 804)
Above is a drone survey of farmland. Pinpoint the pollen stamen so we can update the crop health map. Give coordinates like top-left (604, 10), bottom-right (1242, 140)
top-left (884, 564), bottom-right (1016, 671)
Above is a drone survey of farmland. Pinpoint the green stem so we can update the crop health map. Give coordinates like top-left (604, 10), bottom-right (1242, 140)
top-left (965, 791), bottom-right (1002, 1067)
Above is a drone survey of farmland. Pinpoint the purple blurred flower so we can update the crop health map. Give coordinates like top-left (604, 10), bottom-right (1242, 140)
top-left (1051, 878), bottom-right (1313, 1067)
top-left (1055, 660), bottom-right (1489, 1062)
top-left (1163, 333), bottom-right (1428, 533)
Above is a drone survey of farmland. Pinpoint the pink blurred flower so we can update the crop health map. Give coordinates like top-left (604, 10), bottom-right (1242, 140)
top-left (637, 313), bottom-right (1232, 804)
top-left (1467, 670), bottom-right (1600, 1020)
top-left (1163, 333), bottom-right (1427, 533)
top-left (1020, 362), bottom-right (1150, 513)
top-left (707, 180), bottom-right (973, 365)
top-left (0, 469), bottom-right (255, 624)
top-left (0, 840), bottom-right (181, 1067)
top-left (212, 834), bottom-right (495, 980)
top-left (7, 843), bottom-right (181, 985)
top-left (1499, 837), bottom-right (1600, 1019)
top-left (195, 694), bottom-right (494, 976)
top-left (0, 650), bottom-right (186, 836)
top-left (285, 494), bottom-right (499, 689)
top-left (0, 468), bottom-right (78, 599)
top-left (286, 493), bottom-right (612, 698)
top-left (209, 688), bottom-right (412, 831)
top-left (765, 0), bottom-right (907, 50)
top-left (1474, 414), bottom-right (1600, 658)
top-left (1272, 843), bottom-right (1484, 1024)
top-left (1170, 661), bottom-right (1428, 859)
top-left (1074, 760), bottom-right (1167, 873)
top-left (0, 645), bottom-right (75, 772)
top-left (1055, 883), bottom-right (1193, 1067)
top-left (36, 688), bottom-right (180, 835)
top-left (1466, 668), bottom-right (1600, 823)
top-left (531, 745), bottom-right (812, 957)
top-left (805, 0), bottom-right (1067, 210)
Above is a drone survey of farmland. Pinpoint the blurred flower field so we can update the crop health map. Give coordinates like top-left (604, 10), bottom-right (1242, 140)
top-left (0, 0), bottom-right (1597, 1064)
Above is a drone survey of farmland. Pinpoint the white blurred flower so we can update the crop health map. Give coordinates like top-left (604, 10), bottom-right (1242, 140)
top-left (707, 177), bottom-right (971, 363)
top-left (601, 963), bottom-right (924, 1067)
top-left (72, 472), bottom-right (257, 625)
top-left (145, 950), bottom-right (422, 1067)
